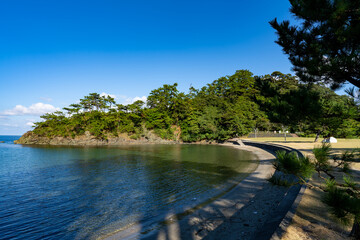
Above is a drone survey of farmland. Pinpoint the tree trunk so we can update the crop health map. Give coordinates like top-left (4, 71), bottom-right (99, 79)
top-left (314, 131), bottom-right (321, 142)
top-left (350, 217), bottom-right (360, 239)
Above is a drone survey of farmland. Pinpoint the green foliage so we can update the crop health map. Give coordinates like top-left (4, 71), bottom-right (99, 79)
top-left (322, 179), bottom-right (352, 225)
top-left (179, 114), bottom-right (200, 142)
top-left (191, 70), bottom-right (268, 140)
top-left (342, 162), bottom-right (351, 173)
top-left (273, 151), bottom-right (314, 179)
top-left (32, 69), bottom-right (360, 141)
top-left (198, 106), bottom-right (220, 137)
top-left (129, 133), bottom-right (140, 140)
top-left (313, 143), bottom-right (332, 171)
top-left (270, 0), bottom-right (360, 89)
top-left (322, 178), bottom-right (360, 226)
top-left (147, 83), bottom-right (179, 122)
top-left (154, 128), bottom-right (175, 140)
top-left (337, 119), bottom-right (360, 138)
top-left (343, 175), bottom-right (357, 190)
top-left (144, 109), bottom-right (172, 129)
top-left (134, 127), bottom-right (146, 139)
top-left (334, 150), bottom-right (357, 173)
top-left (268, 173), bottom-right (292, 187)
top-left (274, 144), bottom-right (360, 237)
top-left (254, 72), bottom-right (360, 138)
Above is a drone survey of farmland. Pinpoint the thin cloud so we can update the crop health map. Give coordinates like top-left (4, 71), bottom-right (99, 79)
top-left (100, 92), bottom-right (117, 99)
top-left (2, 103), bottom-right (60, 116)
top-left (26, 122), bottom-right (35, 127)
top-left (124, 96), bottom-right (147, 105)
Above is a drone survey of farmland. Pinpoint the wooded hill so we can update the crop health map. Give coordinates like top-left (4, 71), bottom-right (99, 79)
top-left (31, 70), bottom-right (360, 142)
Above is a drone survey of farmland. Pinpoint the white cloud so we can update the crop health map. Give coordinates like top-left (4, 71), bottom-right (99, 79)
top-left (26, 122), bottom-right (35, 127)
top-left (2, 103), bottom-right (60, 116)
top-left (124, 96), bottom-right (147, 105)
top-left (115, 95), bottom-right (147, 105)
top-left (96, 94), bottom-right (147, 105)
top-left (100, 92), bottom-right (117, 99)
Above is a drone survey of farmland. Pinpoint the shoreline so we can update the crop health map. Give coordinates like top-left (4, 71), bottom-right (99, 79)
top-left (103, 142), bottom-right (293, 240)
top-left (12, 134), bottom-right (359, 239)
top-left (14, 131), bottom-right (177, 146)
top-left (15, 135), bottom-right (305, 239)
top-left (100, 143), bottom-right (262, 240)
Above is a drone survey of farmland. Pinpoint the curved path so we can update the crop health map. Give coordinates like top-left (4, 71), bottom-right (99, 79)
top-left (105, 141), bottom-right (304, 240)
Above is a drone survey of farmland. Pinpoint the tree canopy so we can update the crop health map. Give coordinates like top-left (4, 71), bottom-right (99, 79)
top-left (270, 0), bottom-right (360, 89)
top-left (30, 69), bottom-right (360, 142)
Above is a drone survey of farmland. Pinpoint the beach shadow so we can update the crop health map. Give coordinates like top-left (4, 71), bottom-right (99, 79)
top-left (105, 155), bottom-right (262, 240)
top-left (127, 165), bottom-right (295, 239)
top-left (291, 194), bottom-right (348, 235)
top-left (140, 174), bottom-right (273, 240)
top-left (138, 171), bottom-right (300, 240)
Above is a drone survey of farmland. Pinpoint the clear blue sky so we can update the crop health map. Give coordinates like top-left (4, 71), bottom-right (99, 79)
top-left (1, 0), bottom-right (299, 135)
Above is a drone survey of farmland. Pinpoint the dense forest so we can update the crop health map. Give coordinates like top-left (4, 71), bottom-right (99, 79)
top-left (32, 70), bottom-right (360, 142)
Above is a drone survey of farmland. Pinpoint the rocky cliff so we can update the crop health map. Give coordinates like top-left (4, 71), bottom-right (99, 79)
top-left (14, 131), bottom-right (176, 146)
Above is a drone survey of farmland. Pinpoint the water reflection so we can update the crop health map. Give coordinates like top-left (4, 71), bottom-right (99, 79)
top-left (0, 142), bottom-right (257, 239)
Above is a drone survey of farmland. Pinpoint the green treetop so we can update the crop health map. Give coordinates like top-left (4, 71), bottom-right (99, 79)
top-left (270, 0), bottom-right (360, 89)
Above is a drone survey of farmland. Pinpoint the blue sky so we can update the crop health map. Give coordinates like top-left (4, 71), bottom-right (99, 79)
top-left (1, 0), bottom-right (300, 135)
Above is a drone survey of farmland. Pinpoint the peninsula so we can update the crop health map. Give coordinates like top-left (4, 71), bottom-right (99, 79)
top-left (15, 70), bottom-right (359, 145)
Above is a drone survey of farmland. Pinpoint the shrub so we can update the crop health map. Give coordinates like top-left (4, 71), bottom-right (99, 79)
top-left (273, 151), bottom-right (314, 179)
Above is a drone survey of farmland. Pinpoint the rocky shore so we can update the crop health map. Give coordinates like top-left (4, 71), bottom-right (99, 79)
top-left (14, 131), bottom-right (176, 146)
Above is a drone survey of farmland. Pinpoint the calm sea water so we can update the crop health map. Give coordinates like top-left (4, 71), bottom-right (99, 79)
top-left (0, 135), bottom-right (257, 240)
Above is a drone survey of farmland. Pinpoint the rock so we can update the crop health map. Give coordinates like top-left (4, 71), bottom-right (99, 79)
top-left (14, 130), bottom-right (177, 146)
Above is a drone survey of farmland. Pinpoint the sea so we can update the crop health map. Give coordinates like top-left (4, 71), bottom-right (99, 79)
top-left (0, 135), bottom-right (257, 239)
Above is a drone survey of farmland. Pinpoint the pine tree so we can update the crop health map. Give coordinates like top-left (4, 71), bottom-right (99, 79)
top-left (270, 0), bottom-right (360, 89)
